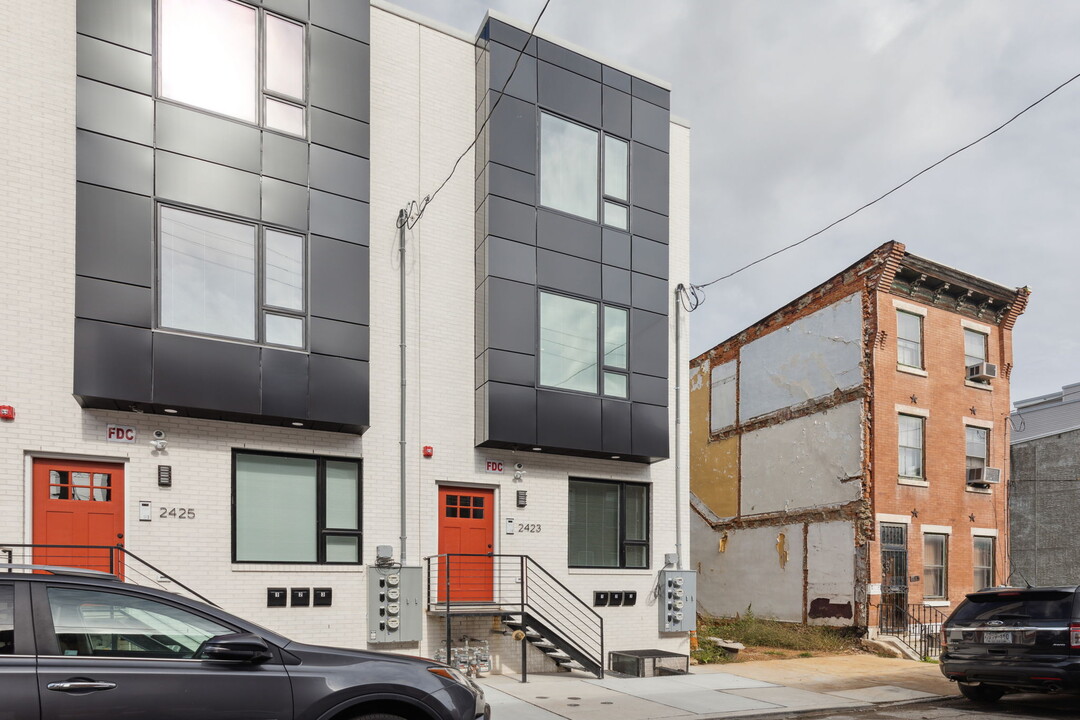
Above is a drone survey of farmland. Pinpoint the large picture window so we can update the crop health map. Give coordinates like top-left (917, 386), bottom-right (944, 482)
top-left (898, 414), bottom-right (925, 479)
top-left (159, 0), bottom-right (306, 136)
top-left (539, 292), bottom-right (628, 398)
top-left (540, 113), bottom-right (630, 229)
top-left (159, 206), bottom-right (306, 348)
top-left (568, 479), bottom-right (648, 568)
top-left (233, 452), bottom-right (361, 563)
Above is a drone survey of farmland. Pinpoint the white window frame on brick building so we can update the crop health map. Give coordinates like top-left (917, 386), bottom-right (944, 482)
top-left (923, 532), bottom-right (948, 600)
top-left (898, 413), bottom-right (925, 482)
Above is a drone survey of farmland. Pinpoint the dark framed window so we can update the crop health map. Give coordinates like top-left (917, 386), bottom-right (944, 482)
top-left (898, 414), bottom-right (924, 479)
top-left (233, 451), bottom-right (361, 564)
top-left (924, 533), bottom-right (948, 599)
top-left (896, 310), bottom-right (923, 369)
top-left (973, 536), bottom-right (995, 591)
top-left (158, 0), bottom-right (307, 136)
top-left (568, 478), bottom-right (648, 568)
top-left (159, 205), bottom-right (306, 348)
top-left (539, 112), bottom-right (630, 229)
top-left (539, 291), bottom-right (628, 398)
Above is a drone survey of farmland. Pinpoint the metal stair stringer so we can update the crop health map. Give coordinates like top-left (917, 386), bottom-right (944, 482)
top-left (504, 612), bottom-right (603, 678)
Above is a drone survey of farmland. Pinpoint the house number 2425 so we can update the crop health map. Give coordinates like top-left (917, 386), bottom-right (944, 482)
top-left (159, 507), bottom-right (196, 519)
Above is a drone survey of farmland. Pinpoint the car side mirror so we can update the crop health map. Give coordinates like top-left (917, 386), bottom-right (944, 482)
top-left (199, 632), bottom-right (273, 664)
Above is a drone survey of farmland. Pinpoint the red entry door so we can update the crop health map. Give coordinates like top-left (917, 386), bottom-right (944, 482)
top-left (32, 459), bottom-right (125, 577)
top-left (438, 487), bottom-right (494, 602)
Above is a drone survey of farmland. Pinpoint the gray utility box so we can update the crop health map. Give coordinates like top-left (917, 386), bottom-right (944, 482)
top-left (368, 565), bottom-right (423, 643)
top-left (658, 570), bottom-right (696, 633)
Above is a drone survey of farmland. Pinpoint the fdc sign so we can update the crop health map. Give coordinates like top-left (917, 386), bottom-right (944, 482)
top-left (106, 425), bottom-right (137, 443)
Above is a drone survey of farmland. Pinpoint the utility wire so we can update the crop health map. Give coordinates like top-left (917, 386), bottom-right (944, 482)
top-left (398, 0), bottom-right (553, 230)
top-left (690, 67), bottom-right (1080, 298)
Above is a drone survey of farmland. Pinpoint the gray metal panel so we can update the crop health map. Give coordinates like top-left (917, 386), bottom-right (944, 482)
top-left (602, 229), bottom-right (631, 269)
top-left (659, 571), bottom-right (695, 631)
top-left (310, 145), bottom-right (369, 200)
top-left (487, 93), bottom-right (537, 174)
top-left (76, 0), bottom-right (152, 53)
top-left (630, 309), bottom-right (667, 378)
top-left (76, 183), bottom-right (152, 286)
top-left (262, 177), bottom-right (309, 231)
top-left (486, 19), bottom-right (537, 55)
top-left (310, 191), bottom-right (369, 244)
top-left (484, 349), bottom-right (535, 387)
top-left (537, 61), bottom-right (601, 128)
top-left (309, 354), bottom-right (369, 426)
top-left (310, 236), bottom-right (369, 324)
top-left (537, 39), bottom-right (601, 81)
top-left (483, 382), bottom-right (537, 444)
top-left (73, 319), bottom-right (152, 403)
top-left (631, 76), bottom-right (670, 110)
top-left (485, 278), bottom-right (536, 355)
top-left (631, 373), bottom-right (667, 407)
top-left (631, 235), bottom-right (668, 279)
top-left (537, 390), bottom-right (602, 451)
top-left (631, 96), bottom-right (669, 152)
top-left (630, 142), bottom-right (669, 216)
top-left (310, 0), bottom-right (369, 41)
top-left (263, 0), bottom-right (308, 21)
top-left (631, 272), bottom-right (668, 314)
top-left (632, 402), bottom-right (668, 459)
top-left (261, 348), bottom-right (309, 419)
top-left (486, 196), bottom-right (536, 245)
top-left (602, 66), bottom-right (631, 93)
top-left (368, 567), bottom-right (422, 644)
top-left (487, 42), bottom-right (537, 103)
top-left (77, 78), bottom-right (153, 145)
top-left (631, 205), bottom-right (668, 244)
top-left (482, 237), bottom-right (536, 285)
top-left (311, 110), bottom-right (369, 158)
top-left (263, 132), bottom-right (310, 185)
top-left (484, 162), bottom-right (536, 206)
top-left (310, 27), bottom-right (369, 121)
top-left (77, 130), bottom-right (153, 196)
top-left (602, 399), bottom-right (632, 455)
top-left (602, 86), bottom-right (631, 138)
top-left (155, 150), bottom-right (261, 219)
top-left (537, 250), bottom-right (600, 299)
top-left (77, 34), bottom-right (151, 94)
top-left (536, 209), bottom-right (601, 262)
top-left (152, 333), bottom-right (261, 413)
top-left (1011, 399), bottom-right (1080, 444)
top-left (310, 317), bottom-right (369, 361)
top-left (157, 103), bottom-right (261, 174)
top-left (602, 266), bottom-right (631, 305)
top-left (75, 276), bottom-right (152, 328)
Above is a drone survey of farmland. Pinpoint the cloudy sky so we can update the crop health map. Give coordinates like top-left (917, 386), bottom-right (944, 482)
top-left (390, 0), bottom-right (1079, 405)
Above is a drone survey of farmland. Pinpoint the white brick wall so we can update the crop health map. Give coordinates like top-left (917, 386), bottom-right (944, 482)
top-left (0, 1), bottom-right (692, 669)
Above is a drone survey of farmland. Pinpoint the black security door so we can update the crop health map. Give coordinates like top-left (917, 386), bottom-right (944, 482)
top-left (880, 523), bottom-right (909, 632)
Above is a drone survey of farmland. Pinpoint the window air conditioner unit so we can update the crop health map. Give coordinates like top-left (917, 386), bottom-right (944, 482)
top-left (967, 467), bottom-right (1002, 485)
top-left (967, 362), bottom-right (998, 381)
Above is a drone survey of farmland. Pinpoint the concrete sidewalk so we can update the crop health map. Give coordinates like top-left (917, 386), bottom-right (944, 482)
top-left (477, 656), bottom-right (958, 719)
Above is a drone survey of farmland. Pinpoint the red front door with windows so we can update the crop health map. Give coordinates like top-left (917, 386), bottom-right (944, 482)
top-left (437, 487), bottom-right (494, 602)
top-left (32, 459), bottom-right (125, 577)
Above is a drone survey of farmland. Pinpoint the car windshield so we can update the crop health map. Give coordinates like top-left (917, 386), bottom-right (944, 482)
top-left (950, 591), bottom-right (1073, 623)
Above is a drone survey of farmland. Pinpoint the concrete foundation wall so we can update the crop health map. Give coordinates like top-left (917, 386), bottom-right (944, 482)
top-left (740, 401), bottom-right (863, 515)
top-left (739, 293), bottom-right (862, 421)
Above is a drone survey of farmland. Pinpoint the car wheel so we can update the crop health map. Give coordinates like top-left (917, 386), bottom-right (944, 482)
top-left (958, 682), bottom-right (1005, 702)
top-left (350, 714), bottom-right (408, 720)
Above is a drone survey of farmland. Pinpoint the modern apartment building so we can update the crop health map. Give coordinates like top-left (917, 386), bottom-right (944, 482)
top-left (0, 0), bottom-right (690, 675)
top-left (1010, 382), bottom-right (1080, 586)
top-left (689, 241), bottom-right (1028, 628)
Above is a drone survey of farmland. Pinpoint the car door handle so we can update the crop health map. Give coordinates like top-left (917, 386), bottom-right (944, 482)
top-left (47, 681), bottom-right (117, 692)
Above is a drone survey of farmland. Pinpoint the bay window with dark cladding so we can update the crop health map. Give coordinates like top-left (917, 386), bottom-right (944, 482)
top-left (73, 0), bottom-right (371, 433)
top-left (474, 17), bottom-right (671, 462)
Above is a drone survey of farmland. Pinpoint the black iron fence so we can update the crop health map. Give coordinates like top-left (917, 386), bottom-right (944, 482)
top-left (876, 601), bottom-right (947, 660)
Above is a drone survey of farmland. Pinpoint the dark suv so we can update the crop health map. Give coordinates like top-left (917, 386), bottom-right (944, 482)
top-left (940, 585), bottom-right (1080, 701)
top-left (0, 565), bottom-right (489, 720)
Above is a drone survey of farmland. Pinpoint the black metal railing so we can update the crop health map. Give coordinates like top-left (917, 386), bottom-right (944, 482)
top-left (425, 553), bottom-right (603, 679)
top-left (0, 543), bottom-right (216, 606)
top-left (876, 601), bottom-right (947, 660)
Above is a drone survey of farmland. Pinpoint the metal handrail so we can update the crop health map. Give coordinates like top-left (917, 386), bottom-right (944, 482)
top-left (426, 553), bottom-right (604, 678)
top-left (0, 543), bottom-right (216, 606)
top-left (876, 601), bottom-right (947, 660)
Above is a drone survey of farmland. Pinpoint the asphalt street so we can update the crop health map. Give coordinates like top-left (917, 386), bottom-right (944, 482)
top-left (805, 694), bottom-right (1078, 720)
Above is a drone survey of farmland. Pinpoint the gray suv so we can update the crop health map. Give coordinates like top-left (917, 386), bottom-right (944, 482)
top-left (0, 565), bottom-right (489, 720)
top-left (940, 585), bottom-right (1080, 701)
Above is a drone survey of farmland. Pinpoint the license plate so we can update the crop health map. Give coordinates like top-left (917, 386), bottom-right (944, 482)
top-left (983, 631), bottom-right (1013, 644)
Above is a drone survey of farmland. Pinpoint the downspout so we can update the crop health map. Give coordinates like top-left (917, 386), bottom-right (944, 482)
top-left (674, 285), bottom-right (684, 569)
top-left (398, 210), bottom-right (408, 564)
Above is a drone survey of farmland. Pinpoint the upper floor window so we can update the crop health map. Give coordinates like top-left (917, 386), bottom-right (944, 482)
top-left (159, 0), bottom-right (306, 136)
top-left (540, 113), bottom-right (629, 229)
top-left (964, 328), bottom-right (988, 369)
top-left (539, 292), bottom-right (628, 398)
top-left (898, 414), bottom-right (924, 479)
top-left (159, 206), bottom-right (306, 348)
top-left (568, 478), bottom-right (648, 568)
top-left (965, 426), bottom-right (989, 475)
top-left (896, 311), bottom-right (923, 369)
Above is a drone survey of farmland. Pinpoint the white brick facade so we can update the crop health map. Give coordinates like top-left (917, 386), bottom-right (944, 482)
top-left (0, 1), bottom-right (691, 670)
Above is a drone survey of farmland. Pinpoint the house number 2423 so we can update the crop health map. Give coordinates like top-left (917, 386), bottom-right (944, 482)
top-left (517, 523), bottom-right (541, 533)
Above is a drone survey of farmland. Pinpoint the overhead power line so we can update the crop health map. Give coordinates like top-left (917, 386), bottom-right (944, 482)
top-left (398, 0), bottom-right (553, 230)
top-left (689, 67), bottom-right (1080, 301)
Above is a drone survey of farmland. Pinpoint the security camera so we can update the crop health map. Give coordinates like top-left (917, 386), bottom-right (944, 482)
top-left (514, 463), bottom-right (524, 471)
top-left (153, 430), bottom-right (167, 440)
top-left (150, 439), bottom-right (168, 451)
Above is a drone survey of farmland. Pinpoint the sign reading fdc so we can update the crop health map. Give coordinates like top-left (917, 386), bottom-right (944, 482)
top-left (485, 460), bottom-right (504, 473)
top-left (106, 424), bottom-right (137, 443)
